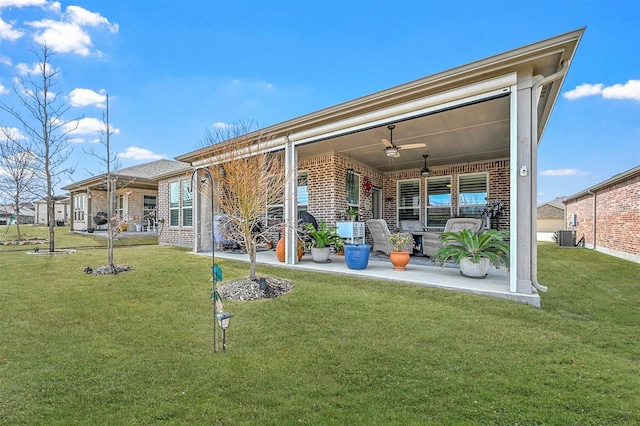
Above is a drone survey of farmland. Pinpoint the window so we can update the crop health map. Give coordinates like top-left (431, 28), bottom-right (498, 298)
top-left (297, 171), bottom-right (308, 212)
top-left (116, 194), bottom-right (124, 220)
top-left (426, 176), bottom-right (452, 227)
top-left (73, 194), bottom-right (85, 221)
top-left (169, 182), bottom-right (180, 226)
top-left (458, 173), bottom-right (487, 217)
top-left (182, 180), bottom-right (193, 227)
top-left (347, 173), bottom-right (360, 214)
top-left (143, 195), bottom-right (157, 221)
top-left (267, 171), bottom-right (308, 220)
top-left (397, 180), bottom-right (420, 221)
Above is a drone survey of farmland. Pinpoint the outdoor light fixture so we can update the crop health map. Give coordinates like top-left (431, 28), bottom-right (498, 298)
top-left (385, 147), bottom-right (399, 157)
top-left (216, 312), bottom-right (233, 350)
top-left (421, 154), bottom-right (431, 177)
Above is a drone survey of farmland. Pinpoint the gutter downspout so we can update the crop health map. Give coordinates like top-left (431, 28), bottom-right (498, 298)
top-left (587, 190), bottom-right (596, 249)
top-left (530, 60), bottom-right (569, 293)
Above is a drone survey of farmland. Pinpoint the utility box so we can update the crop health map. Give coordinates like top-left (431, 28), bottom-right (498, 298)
top-left (557, 230), bottom-right (576, 247)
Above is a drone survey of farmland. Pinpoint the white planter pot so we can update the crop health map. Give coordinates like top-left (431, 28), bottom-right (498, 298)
top-left (460, 257), bottom-right (490, 279)
top-left (311, 247), bottom-right (331, 263)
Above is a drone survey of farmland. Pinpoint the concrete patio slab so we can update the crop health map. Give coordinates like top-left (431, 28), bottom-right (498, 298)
top-left (197, 248), bottom-right (540, 307)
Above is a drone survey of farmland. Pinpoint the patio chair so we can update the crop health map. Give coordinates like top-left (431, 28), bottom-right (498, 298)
top-left (365, 219), bottom-right (414, 256)
top-left (421, 217), bottom-right (484, 257)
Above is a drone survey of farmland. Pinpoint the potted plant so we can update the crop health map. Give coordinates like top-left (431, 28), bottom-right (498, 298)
top-left (433, 229), bottom-right (509, 278)
top-left (347, 206), bottom-right (358, 221)
top-left (388, 233), bottom-right (417, 271)
top-left (304, 221), bottom-right (340, 263)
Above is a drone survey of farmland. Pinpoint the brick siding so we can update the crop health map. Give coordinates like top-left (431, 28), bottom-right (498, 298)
top-left (565, 174), bottom-right (640, 258)
top-left (160, 155), bottom-right (511, 249)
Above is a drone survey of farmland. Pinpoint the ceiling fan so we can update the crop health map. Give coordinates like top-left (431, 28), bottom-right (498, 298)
top-left (381, 124), bottom-right (426, 158)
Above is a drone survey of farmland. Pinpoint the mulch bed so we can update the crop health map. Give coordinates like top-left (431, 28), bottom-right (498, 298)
top-left (217, 277), bottom-right (293, 301)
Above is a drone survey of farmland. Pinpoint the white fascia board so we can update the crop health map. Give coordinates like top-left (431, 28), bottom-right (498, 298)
top-left (289, 73), bottom-right (517, 145)
top-left (190, 137), bottom-right (288, 168)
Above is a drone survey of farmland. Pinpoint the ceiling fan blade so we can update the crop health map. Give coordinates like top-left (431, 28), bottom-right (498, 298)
top-left (397, 143), bottom-right (426, 150)
top-left (394, 151), bottom-right (401, 158)
top-left (381, 138), bottom-right (394, 148)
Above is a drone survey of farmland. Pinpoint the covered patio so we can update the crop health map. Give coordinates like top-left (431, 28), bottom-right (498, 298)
top-left (176, 28), bottom-right (584, 305)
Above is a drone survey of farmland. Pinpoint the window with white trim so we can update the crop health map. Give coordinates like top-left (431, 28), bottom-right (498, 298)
top-left (347, 173), bottom-right (360, 214)
top-left (397, 179), bottom-right (420, 221)
top-left (458, 173), bottom-right (488, 217)
top-left (182, 181), bottom-right (193, 227)
top-left (266, 171), bottom-right (309, 221)
top-left (73, 194), bottom-right (85, 221)
top-left (169, 182), bottom-right (180, 226)
top-left (426, 176), bottom-right (452, 227)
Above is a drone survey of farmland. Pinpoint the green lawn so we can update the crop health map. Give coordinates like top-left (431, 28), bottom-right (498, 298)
top-left (1, 226), bottom-right (639, 424)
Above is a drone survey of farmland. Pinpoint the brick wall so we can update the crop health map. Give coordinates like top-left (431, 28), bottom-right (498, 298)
top-left (160, 155), bottom-right (511, 249)
top-left (382, 159), bottom-right (511, 230)
top-left (566, 174), bottom-right (640, 259)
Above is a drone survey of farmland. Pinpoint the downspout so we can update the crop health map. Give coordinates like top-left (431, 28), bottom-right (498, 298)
top-left (587, 190), bottom-right (596, 249)
top-left (530, 60), bottom-right (569, 293)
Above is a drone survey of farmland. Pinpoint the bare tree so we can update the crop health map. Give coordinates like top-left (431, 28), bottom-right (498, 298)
top-left (0, 44), bottom-right (80, 252)
top-left (0, 132), bottom-right (43, 241)
top-left (83, 94), bottom-right (121, 270)
top-left (201, 121), bottom-right (290, 279)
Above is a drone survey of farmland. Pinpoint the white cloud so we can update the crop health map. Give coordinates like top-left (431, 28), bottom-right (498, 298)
top-left (0, 84), bottom-right (9, 95)
top-left (601, 80), bottom-right (640, 101)
top-left (0, 16), bottom-right (24, 41)
top-left (25, 4), bottom-right (118, 56)
top-left (66, 5), bottom-right (117, 32)
top-left (67, 117), bottom-right (102, 135)
top-left (0, 55), bottom-right (12, 65)
top-left (117, 146), bottom-right (166, 160)
top-left (28, 18), bottom-right (93, 56)
top-left (212, 122), bottom-right (233, 129)
top-left (0, 126), bottom-right (28, 142)
top-left (0, 0), bottom-right (50, 7)
top-left (540, 169), bottom-right (587, 176)
top-left (563, 80), bottom-right (640, 101)
top-left (563, 83), bottom-right (603, 100)
top-left (69, 87), bottom-right (106, 107)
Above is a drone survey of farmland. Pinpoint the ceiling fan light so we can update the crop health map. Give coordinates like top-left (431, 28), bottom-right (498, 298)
top-left (385, 147), bottom-right (398, 157)
top-left (421, 154), bottom-right (430, 176)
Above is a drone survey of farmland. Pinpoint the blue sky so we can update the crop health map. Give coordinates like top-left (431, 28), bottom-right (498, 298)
top-left (1, 0), bottom-right (638, 204)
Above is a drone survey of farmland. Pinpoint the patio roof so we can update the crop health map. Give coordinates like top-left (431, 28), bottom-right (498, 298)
top-left (177, 28), bottom-right (584, 173)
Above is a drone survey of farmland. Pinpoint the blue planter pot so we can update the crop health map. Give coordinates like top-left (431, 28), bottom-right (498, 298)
top-left (344, 244), bottom-right (371, 270)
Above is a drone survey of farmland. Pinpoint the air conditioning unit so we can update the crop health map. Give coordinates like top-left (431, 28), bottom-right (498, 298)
top-left (557, 230), bottom-right (576, 247)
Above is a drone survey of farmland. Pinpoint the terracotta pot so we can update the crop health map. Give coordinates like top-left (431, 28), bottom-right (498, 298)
top-left (389, 250), bottom-right (411, 271)
top-left (276, 237), bottom-right (285, 262)
top-left (275, 237), bottom-right (304, 263)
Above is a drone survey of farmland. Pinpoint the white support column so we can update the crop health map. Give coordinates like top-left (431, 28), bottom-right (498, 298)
top-left (284, 136), bottom-right (298, 264)
top-left (514, 71), bottom-right (534, 294)
top-left (509, 85), bottom-right (519, 293)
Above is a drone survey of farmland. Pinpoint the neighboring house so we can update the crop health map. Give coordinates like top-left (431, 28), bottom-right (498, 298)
top-left (1, 202), bottom-right (36, 225)
top-left (157, 28), bottom-right (584, 299)
top-left (62, 160), bottom-right (192, 232)
top-left (34, 197), bottom-right (69, 226)
top-left (537, 197), bottom-right (566, 233)
top-left (564, 165), bottom-right (640, 263)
